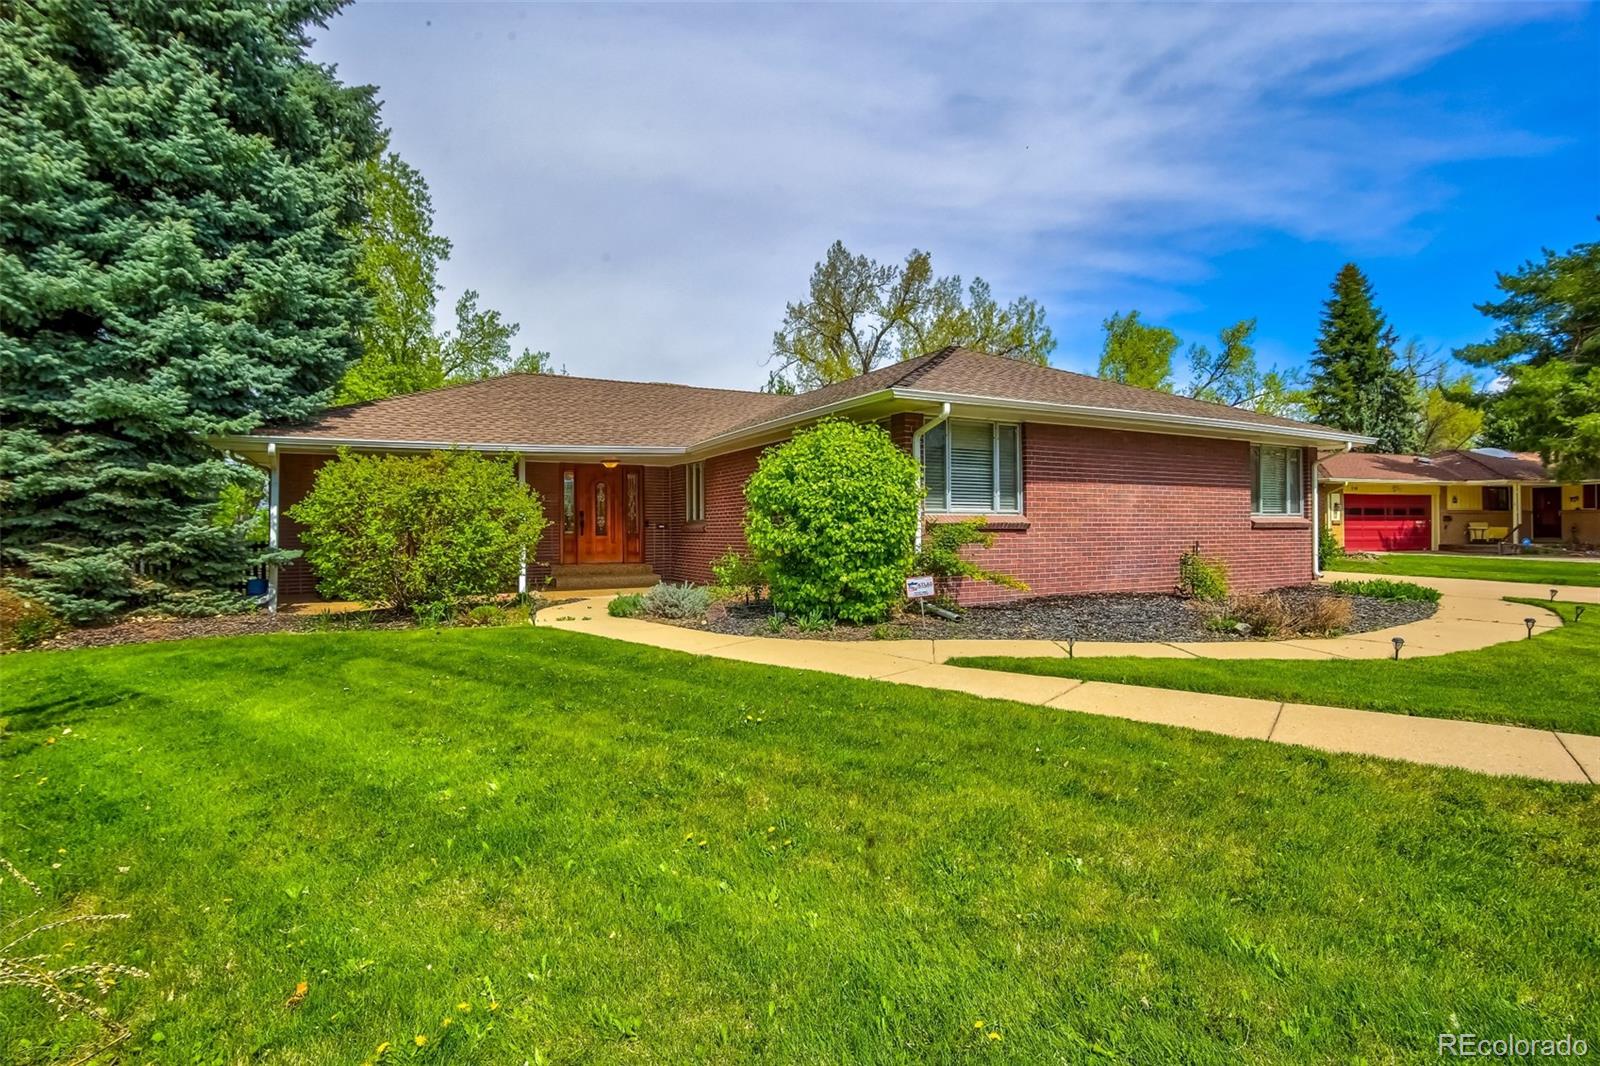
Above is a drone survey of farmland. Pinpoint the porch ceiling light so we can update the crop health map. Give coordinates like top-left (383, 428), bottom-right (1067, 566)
top-left (601, 460), bottom-right (620, 469)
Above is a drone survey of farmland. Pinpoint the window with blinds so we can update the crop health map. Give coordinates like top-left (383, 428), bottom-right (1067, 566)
top-left (1250, 444), bottom-right (1302, 515)
top-left (921, 420), bottom-right (1022, 513)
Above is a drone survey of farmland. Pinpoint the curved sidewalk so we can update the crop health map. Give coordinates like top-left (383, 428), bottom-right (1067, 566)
top-left (534, 577), bottom-right (1596, 784)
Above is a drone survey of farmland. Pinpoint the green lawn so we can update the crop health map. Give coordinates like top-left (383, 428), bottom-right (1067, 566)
top-left (1328, 552), bottom-right (1600, 586)
top-left (2, 628), bottom-right (1597, 1063)
top-left (951, 600), bottom-right (1599, 736)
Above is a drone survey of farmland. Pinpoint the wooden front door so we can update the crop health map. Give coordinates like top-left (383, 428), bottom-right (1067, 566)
top-left (576, 465), bottom-right (624, 562)
top-left (1532, 486), bottom-right (1562, 539)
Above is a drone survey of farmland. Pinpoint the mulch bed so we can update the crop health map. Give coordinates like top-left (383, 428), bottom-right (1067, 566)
top-left (23, 596), bottom-right (585, 653)
top-left (30, 609), bottom-right (415, 652)
top-left (690, 586), bottom-right (1437, 643)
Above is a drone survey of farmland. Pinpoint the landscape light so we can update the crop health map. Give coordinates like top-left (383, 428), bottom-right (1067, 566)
top-left (1391, 637), bottom-right (1404, 660)
top-left (1065, 635), bottom-right (1075, 659)
top-left (1576, 605), bottom-right (1586, 622)
top-left (1550, 589), bottom-right (1558, 601)
top-left (1525, 618), bottom-right (1537, 638)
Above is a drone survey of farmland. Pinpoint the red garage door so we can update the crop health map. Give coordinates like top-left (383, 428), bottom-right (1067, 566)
top-left (1345, 494), bottom-right (1431, 551)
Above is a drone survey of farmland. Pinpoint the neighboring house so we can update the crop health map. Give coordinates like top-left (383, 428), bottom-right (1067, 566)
top-left (215, 347), bottom-right (1371, 606)
top-left (1319, 449), bottom-right (1600, 552)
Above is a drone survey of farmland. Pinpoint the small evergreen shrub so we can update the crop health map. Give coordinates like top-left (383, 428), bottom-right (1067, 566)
top-left (710, 549), bottom-right (766, 603)
top-left (641, 583), bottom-right (711, 619)
top-left (1327, 578), bottom-right (1440, 603)
top-left (1177, 546), bottom-right (1230, 602)
top-left (608, 593), bottom-right (645, 618)
top-left (913, 519), bottom-right (1027, 593)
top-left (1317, 525), bottom-right (1344, 570)
top-left (288, 450), bottom-right (547, 614)
top-left (744, 420), bottom-right (921, 624)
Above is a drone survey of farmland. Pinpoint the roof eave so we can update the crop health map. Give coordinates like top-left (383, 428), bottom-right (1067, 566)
top-left (889, 389), bottom-right (1376, 447)
top-left (209, 434), bottom-right (690, 459)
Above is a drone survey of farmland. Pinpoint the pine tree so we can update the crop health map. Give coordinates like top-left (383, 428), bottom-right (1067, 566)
top-left (0, 0), bottom-right (382, 620)
top-left (1305, 264), bottom-right (1420, 452)
top-left (1457, 241), bottom-right (1599, 480)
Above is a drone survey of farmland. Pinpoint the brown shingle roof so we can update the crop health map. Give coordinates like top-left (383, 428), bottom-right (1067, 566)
top-left (1319, 449), bottom-right (1552, 483)
top-left (259, 373), bottom-right (791, 449)
top-left (247, 347), bottom-right (1360, 450)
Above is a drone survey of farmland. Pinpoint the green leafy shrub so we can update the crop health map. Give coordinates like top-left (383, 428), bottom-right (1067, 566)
top-left (744, 420), bottom-right (921, 624)
top-left (460, 603), bottom-right (509, 627)
top-left (1328, 578), bottom-right (1440, 603)
top-left (288, 450), bottom-right (546, 614)
top-left (1317, 525), bottom-right (1344, 570)
top-left (608, 593), bottom-right (645, 618)
top-left (1177, 546), bottom-right (1230, 602)
top-left (913, 519), bottom-right (1027, 593)
top-left (0, 587), bottom-right (65, 650)
top-left (710, 549), bottom-right (766, 603)
top-left (641, 583), bottom-right (710, 619)
top-left (792, 609), bottom-right (833, 632)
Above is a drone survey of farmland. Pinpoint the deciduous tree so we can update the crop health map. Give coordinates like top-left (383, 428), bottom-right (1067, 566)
top-left (1097, 311), bottom-right (1178, 392)
top-left (769, 241), bottom-right (1054, 390)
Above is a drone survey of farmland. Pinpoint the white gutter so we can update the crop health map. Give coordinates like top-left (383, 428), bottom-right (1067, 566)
top-left (212, 436), bottom-right (688, 458)
top-left (1312, 457), bottom-right (1321, 577)
top-left (892, 388), bottom-right (1376, 448)
top-left (910, 402), bottom-right (951, 551)
top-left (689, 388), bottom-right (896, 453)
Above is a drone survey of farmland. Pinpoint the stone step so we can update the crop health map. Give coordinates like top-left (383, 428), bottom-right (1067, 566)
top-left (548, 566), bottom-right (661, 590)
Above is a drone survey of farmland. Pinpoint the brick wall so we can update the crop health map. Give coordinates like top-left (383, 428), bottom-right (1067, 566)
top-left (658, 446), bottom-right (764, 583)
top-left (522, 461), bottom-right (564, 587)
top-left (276, 452), bottom-right (329, 601)
top-left (929, 422), bottom-right (1315, 604)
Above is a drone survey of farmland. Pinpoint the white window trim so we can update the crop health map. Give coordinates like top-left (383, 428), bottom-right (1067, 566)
top-left (924, 419), bottom-right (1024, 515)
top-left (685, 461), bottom-right (705, 523)
top-left (1251, 444), bottom-right (1303, 517)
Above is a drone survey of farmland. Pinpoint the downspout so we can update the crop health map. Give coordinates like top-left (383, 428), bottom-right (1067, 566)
top-left (910, 403), bottom-right (951, 552)
top-left (517, 456), bottom-right (529, 596)
top-left (267, 441), bottom-right (280, 614)
top-left (1311, 449), bottom-right (1321, 577)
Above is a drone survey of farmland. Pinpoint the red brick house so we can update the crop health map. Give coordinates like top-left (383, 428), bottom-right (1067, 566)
top-left (216, 347), bottom-right (1372, 606)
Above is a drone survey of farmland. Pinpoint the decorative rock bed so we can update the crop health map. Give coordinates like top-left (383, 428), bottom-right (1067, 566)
top-left (690, 586), bottom-right (1437, 643)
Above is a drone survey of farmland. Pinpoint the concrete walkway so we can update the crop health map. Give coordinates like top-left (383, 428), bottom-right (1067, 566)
top-left (535, 576), bottom-right (1597, 785)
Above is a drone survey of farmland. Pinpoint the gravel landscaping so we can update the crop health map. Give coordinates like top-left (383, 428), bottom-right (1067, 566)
top-left (691, 586), bottom-right (1437, 642)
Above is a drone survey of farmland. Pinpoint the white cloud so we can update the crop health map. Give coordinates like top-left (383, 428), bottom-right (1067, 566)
top-left (312, 1), bottom-right (1564, 385)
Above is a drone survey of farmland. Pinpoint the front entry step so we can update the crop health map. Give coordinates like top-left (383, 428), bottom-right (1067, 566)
top-left (548, 563), bottom-right (661, 590)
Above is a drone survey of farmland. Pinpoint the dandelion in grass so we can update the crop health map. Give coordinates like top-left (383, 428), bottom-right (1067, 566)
top-left (414, 1033), bottom-right (428, 1046)
top-left (457, 1000), bottom-right (472, 1012)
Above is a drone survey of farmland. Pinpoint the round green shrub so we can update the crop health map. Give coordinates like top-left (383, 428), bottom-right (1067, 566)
top-left (744, 420), bottom-right (921, 624)
top-left (288, 450), bottom-right (547, 614)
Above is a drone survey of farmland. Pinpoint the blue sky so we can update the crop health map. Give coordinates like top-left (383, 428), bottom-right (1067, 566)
top-left (311, 2), bottom-right (1598, 390)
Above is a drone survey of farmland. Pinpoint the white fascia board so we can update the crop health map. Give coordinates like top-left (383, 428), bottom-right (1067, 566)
top-left (208, 435), bottom-right (688, 459)
top-left (890, 388), bottom-right (1376, 447)
top-left (686, 389), bottom-right (896, 455)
